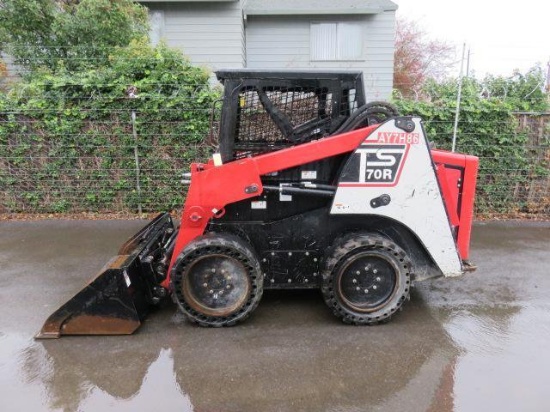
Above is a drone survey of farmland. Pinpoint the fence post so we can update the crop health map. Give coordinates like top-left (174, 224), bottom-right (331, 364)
top-left (452, 43), bottom-right (466, 152)
top-left (131, 109), bottom-right (143, 216)
top-left (127, 86), bottom-right (143, 216)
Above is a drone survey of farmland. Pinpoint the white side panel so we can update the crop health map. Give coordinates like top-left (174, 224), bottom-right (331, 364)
top-left (330, 118), bottom-right (463, 277)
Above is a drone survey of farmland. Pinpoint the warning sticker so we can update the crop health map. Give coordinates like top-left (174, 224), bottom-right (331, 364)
top-left (301, 171), bottom-right (317, 180)
top-left (251, 200), bottom-right (267, 209)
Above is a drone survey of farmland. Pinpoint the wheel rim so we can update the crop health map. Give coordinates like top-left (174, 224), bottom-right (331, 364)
top-left (336, 251), bottom-right (399, 312)
top-left (182, 254), bottom-right (251, 317)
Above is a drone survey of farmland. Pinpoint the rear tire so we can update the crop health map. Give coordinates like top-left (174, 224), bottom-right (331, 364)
top-left (322, 233), bottom-right (412, 325)
top-left (171, 233), bottom-right (263, 327)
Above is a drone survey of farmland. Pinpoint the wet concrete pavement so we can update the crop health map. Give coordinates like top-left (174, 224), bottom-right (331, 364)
top-left (0, 220), bottom-right (549, 412)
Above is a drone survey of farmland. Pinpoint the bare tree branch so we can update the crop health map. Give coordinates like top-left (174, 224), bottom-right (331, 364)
top-left (394, 18), bottom-right (455, 98)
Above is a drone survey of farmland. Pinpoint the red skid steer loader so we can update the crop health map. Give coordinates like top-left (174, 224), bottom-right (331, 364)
top-left (37, 70), bottom-right (478, 338)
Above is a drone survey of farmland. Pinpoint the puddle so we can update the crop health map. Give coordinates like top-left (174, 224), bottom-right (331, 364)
top-left (1, 221), bottom-right (549, 411)
top-left (1, 334), bottom-right (192, 412)
top-left (0, 334), bottom-right (56, 411)
top-left (1, 292), bottom-right (459, 412)
top-left (77, 349), bottom-right (192, 412)
top-left (447, 304), bottom-right (550, 411)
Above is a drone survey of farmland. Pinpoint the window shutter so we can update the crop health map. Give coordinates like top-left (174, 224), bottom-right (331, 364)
top-left (311, 23), bottom-right (337, 61)
top-left (337, 23), bottom-right (362, 60)
top-left (310, 22), bottom-right (362, 61)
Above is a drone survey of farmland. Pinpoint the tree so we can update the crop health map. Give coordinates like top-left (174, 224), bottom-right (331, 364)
top-left (481, 65), bottom-right (549, 111)
top-left (0, 0), bottom-right (149, 73)
top-left (393, 18), bottom-right (455, 98)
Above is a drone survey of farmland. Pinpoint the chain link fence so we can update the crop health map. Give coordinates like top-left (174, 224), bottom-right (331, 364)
top-left (1, 88), bottom-right (549, 218)
top-left (0, 105), bottom-right (214, 214)
top-left (423, 113), bottom-right (549, 217)
top-left (512, 113), bottom-right (550, 214)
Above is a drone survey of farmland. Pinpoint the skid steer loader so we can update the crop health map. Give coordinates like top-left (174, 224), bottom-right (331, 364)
top-left (37, 70), bottom-right (478, 338)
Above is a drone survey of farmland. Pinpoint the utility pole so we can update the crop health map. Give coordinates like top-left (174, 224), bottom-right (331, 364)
top-left (546, 60), bottom-right (550, 93)
top-left (452, 43), bottom-right (466, 153)
top-left (466, 47), bottom-right (471, 78)
top-left (127, 86), bottom-right (143, 217)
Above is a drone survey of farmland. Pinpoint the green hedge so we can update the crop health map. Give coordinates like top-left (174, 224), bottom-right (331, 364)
top-left (0, 41), bottom-right (219, 213)
top-left (394, 92), bottom-right (531, 214)
top-left (1, 57), bottom-right (546, 215)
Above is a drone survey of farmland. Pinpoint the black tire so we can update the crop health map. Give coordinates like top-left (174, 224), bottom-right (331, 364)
top-left (171, 233), bottom-right (263, 327)
top-left (322, 233), bottom-right (412, 325)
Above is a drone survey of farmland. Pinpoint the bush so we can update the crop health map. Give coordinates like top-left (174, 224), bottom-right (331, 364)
top-left (0, 0), bottom-right (149, 73)
top-left (393, 78), bottom-right (532, 214)
top-left (0, 40), bottom-right (220, 213)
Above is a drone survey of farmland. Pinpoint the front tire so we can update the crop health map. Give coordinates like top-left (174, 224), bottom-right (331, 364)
top-left (171, 233), bottom-right (263, 327)
top-left (322, 233), bottom-right (412, 325)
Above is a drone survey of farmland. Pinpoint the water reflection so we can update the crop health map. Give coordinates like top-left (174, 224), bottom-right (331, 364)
top-left (420, 220), bottom-right (550, 412)
top-left (20, 290), bottom-right (461, 412)
top-left (24, 338), bottom-right (180, 412)
top-left (436, 301), bottom-right (550, 412)
top-left (1, 334), bottom-right (56, 411)
top-left (78, 349), bottom-right (193, 412)
top-left (445, 307), bottom-right (519, 355)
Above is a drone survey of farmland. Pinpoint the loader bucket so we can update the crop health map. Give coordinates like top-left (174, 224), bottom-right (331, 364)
top-left (36, 213), bottom-right (175, 339)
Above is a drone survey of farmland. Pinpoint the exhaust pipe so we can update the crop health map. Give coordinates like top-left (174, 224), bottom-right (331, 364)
top-left (36, 213), bottom-right (176, 339)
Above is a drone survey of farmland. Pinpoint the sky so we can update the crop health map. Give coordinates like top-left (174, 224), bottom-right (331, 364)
top-left (393, 0), bottom-right (550, 78)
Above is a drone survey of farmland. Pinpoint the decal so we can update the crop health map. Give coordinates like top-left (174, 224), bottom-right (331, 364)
top-left (301, 170), bottom-right (317, 180)
top-left (334, 203), bottom-right (350, 211)
top-left (251, 200), bottom-right (267, 209)
top-left (358, 144), bottom-right (406, 184)
top-left (279, 184), bottom-right (292, 202)
top-left (338, 130), bottom-right (419, 187)
top-left (375, 131), bottom-right (420, 144)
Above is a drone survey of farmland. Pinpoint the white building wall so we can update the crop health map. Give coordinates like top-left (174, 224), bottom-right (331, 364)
top-left (142, 2), bottom-right (396, 98)
top-left (145, 1), bottom-right (245, 70)
top-left (245, 12), bottom-right (396, 100)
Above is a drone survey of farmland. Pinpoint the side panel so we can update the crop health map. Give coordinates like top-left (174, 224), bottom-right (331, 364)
top-left (330, 118), bottom-right (463, 277)
top-left (431, 150), bottom-right (479, 261)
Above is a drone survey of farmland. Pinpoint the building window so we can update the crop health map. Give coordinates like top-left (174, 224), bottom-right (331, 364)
top-left (310, 22), bottom-right (363, 61)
